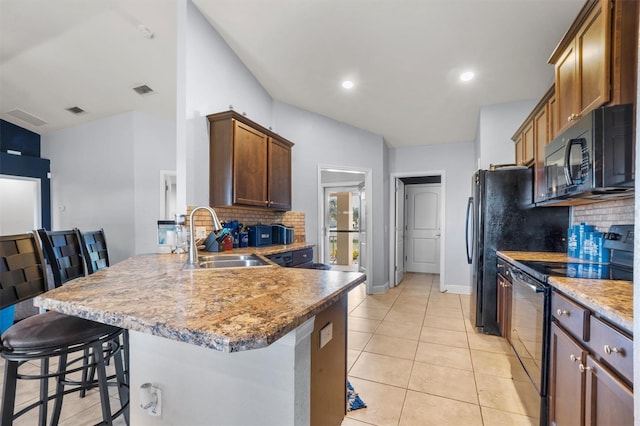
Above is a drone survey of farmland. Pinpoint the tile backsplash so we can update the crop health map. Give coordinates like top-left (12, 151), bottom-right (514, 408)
top-left (186, 206), bottom-right (306, 243)
top-left (572, 197), bottom-right (634, 231)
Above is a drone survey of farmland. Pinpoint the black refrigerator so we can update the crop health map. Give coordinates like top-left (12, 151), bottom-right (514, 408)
top-left (465, 168), bottom-right (569, 335)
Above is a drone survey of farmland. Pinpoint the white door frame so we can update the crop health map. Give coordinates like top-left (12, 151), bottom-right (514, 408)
top-left (389, 170), bottom-right (446, 292)
top-left (318, 165), bottom-right (373, 292)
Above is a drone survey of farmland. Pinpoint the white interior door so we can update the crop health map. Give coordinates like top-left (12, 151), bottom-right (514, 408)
top-left (405, 183), bottom-right (441, 274)
top-left (394, 179), bottom-right (405, 285)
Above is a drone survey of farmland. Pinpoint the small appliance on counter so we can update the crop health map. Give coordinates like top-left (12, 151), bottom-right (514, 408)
top-left (271, 224), bottom-right (294, 245)
top-left (247, 224), bottom-right (272, 247)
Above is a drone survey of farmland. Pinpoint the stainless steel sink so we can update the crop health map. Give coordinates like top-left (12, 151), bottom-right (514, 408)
top-left (199, 254), bottom-right (258, 262)
top-left (185, 253), bottom-right (271, 270)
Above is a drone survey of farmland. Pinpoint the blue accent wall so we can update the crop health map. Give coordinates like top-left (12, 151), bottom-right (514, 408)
top-left (0, 120), bottom-right (41, 157)
top-left (0, 120), bottom-right (51, 230)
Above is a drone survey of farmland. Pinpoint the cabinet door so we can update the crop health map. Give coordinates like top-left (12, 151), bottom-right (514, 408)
top-left (523, 121), bottom-right (534, 165)
top-left (533, 107), bottom-right (548, 202)
top-left (555, 43), bottom-right (577, 134)
top-left (547, 94), bottom-right (557, 141)
top-left (584, 355), bottom-right (633, 426)
top-left (268, 138), bottom-right (292, 210)
top-left (576, 0), bottom-right (610, 117)
top-left (515, 134), bottom-right (523, 165)
top-left (549, 322), bottom-right (586, 426)
top-left (233, 121), bottom-right (269, 207)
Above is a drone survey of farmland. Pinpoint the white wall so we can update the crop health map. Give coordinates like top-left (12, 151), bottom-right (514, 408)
top-left (133, 112), bottom-right (177, 255)
top-left (183, 2), bottom-right (390, 290)
top-left (476, 99), bottom-right (537, 170)
top-left (184, 0), bottom-right (273, 206)
top-left (272, 102), bottom-right (388, 291)
top-left (389, 141), bottom-right (475, 291)
top-left (42, 111), bottom-right (175, 263)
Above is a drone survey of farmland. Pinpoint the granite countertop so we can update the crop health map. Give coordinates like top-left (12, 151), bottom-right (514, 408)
top-left (498, 251), bottom-right (633, 333)
top-left (34, 250), bottom-right (365, 353)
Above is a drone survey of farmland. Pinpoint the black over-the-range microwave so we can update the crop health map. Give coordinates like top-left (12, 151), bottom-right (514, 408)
top-left (544, 103), bottom-right (635, 201)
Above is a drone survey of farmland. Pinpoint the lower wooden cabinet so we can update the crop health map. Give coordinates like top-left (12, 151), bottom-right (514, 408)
top-left (549, 322), bottom-right (586, 425)
top-left (549, 291), bottom-right (633, 426)
top-left (584, 355), bottom-right (634, 425)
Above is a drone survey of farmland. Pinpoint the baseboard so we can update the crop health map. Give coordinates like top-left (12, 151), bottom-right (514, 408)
top-left (370, 281), bottom-right (389, 294)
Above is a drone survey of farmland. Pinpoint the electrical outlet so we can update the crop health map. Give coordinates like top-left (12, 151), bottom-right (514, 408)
top-left (195, 226), bottom-right (207, 239)
top-left (148, 386), bottom-right (162, 417)
top-left (319, 322), bottom-right (333, 348)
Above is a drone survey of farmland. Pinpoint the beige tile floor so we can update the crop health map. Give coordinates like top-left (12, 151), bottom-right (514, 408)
top-left (343, 272), bottom-right (539, 426)
top-left (1, 272), bottom-right (537, 425)
top-left (0, 355), bottom-right (127, 425)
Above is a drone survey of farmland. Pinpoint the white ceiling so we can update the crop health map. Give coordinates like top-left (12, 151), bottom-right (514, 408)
top-left (1, 0), bottom-right (585, 147)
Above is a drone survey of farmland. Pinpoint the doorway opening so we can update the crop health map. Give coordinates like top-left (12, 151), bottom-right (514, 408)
top-left (389, 171), bottom-right (446, 292)
top-left (0, 175), bottom-right (42, 234)
top-left (324, 186), bottom-right (362, 272)
top-left (318, 165), bottom-right (372, 290)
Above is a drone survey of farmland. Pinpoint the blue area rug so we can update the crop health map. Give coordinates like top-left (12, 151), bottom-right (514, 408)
top-left (347, 380), bottom-right (367, 411)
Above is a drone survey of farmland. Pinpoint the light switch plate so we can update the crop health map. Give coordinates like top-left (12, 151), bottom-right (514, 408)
top-left (195, 227), bottom-right (207, 239)
top-left (319, 322), bottom-right (333, 348)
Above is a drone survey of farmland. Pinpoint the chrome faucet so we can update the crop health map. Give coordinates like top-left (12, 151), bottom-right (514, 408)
top-left (187, 206), bottom-right (223, 267)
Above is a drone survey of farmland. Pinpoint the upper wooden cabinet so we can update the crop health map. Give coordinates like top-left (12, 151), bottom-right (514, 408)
top-left (208, 111), bottom-right (293, 211)
top-left (551, 0), bottom-right (611, 134)
top-left (512, 86), bottom-right (555, 202)
top-left (549, 0), bottom-right (638, 134)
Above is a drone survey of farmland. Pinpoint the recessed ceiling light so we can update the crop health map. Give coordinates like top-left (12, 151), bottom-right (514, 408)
top-left (460, 71), bottom-right (475, 82)
top-left (342, 80), bottom-right (354, 89)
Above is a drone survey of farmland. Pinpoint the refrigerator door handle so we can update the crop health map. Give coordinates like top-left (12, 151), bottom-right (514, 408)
top-left (465, 196), bottom-right (473, 264)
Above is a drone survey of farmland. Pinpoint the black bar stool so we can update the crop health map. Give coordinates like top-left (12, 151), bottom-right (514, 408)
top-left (0, 231), bottom-right (128, 425)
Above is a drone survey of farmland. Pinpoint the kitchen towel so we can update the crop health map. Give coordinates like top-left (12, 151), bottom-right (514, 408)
top-left (347, 380), bottom-right (367, 411)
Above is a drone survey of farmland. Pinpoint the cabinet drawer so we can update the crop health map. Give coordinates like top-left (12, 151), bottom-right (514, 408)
top-left (552, 292), bottom-right (589, 341)
top-left (588, 316), bottom-right (633, 382)
top-left (291, 248), bottom-right (313, 267)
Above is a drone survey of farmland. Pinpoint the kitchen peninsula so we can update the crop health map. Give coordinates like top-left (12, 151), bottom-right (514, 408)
top-left (34, 251), bottom-right (365, 425)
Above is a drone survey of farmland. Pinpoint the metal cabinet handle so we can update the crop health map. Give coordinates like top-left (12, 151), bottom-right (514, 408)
top-left (604, 345), bottom-right (622, 356)
top-left (570, 354), bottom-right (581, 363)
top-left (556, 309), bottom-right (570, 316)
top-left (579, 364), bottom-right (592, 373)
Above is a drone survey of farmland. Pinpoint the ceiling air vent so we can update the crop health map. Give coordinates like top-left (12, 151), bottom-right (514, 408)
top-left (6, 109), bottom-right (48, 126)
top-left (66, 106), bottom-right (86, 115)
top-left (133, 85), bottom-right (154, 95)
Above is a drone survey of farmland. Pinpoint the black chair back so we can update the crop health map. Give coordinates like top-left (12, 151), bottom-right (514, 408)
top-left (77, 228), bottom-right (110, 274)
top-left (0, 232), bottom-right (48, 310)
top-left (36, 229), bottom-right (85, 287)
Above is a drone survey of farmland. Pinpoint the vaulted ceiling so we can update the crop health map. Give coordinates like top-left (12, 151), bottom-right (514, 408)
top-left (1, 0), bottom-right (585, 147)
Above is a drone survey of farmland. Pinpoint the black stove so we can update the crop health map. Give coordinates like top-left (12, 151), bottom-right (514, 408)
top-left (517, 224), bottom-right (634, 283)
top-left (517, 260), bottom-right (632, 282)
